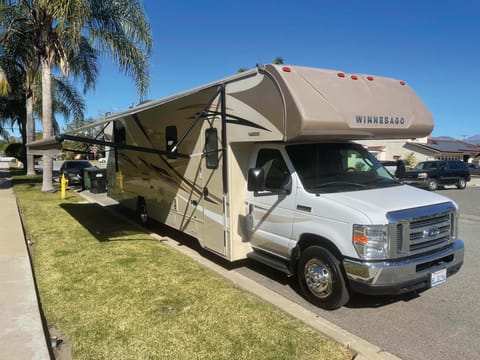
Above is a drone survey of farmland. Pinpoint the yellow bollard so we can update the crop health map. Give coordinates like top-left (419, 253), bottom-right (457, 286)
top-left (61, 173), bottom-right (68, 199)
top-left (117, 171), bottom-right (124, 193)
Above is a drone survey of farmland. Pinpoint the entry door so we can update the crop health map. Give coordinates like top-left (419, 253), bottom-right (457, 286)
top-left (200, 126), bottom-right (227, 255)
top-left (245, 148), bottom-right (296, 258)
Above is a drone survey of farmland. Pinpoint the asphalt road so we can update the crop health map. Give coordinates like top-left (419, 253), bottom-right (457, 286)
top-left (232, 186), bottom-right (480, 360)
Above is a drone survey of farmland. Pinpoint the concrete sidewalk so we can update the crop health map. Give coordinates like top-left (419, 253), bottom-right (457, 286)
top-left (0, 162), bottom-right (50, 360)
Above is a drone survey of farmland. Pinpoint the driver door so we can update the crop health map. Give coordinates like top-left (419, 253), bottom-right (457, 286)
top-left (245, 148), bottom-right (296, 258)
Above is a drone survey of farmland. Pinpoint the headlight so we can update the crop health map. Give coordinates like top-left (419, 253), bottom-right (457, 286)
top-left (418, 172), bottom-right (428, 179)
top-left (353, 224), bottom-right (388, 260)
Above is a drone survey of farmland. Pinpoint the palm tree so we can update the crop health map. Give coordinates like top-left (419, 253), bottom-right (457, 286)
top-left (0, 50), bottom-right (85, 170)
top-left (1, 28), bottom-right (86, 175)
top-left (1, 0), bottom-right (152, 191)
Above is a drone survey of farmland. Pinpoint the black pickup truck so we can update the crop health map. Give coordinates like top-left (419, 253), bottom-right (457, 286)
top-left (401, 160), bottom-right (470, 191)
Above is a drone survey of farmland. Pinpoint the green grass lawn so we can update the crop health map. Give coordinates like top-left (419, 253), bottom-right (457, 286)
top-left (13, 178), bottom-right (351, 360)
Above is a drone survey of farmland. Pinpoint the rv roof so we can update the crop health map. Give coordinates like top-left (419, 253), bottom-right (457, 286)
top-left (266, 65), bottom-right (434, 140)
top-left (28, 64), bottom-right (434, 152)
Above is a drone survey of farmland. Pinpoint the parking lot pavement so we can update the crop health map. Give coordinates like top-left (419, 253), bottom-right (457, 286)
top-left (469, 176), bottom-right (480, 187)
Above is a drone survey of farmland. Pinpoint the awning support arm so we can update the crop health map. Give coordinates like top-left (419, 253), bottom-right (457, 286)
top-left (170, 84), bottom-right (224, 153)
top-left (57, 134), bottom-right (190, 158)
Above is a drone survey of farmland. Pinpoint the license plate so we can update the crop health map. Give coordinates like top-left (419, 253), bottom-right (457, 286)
top-left (431, 268), bottom-right (447, 287)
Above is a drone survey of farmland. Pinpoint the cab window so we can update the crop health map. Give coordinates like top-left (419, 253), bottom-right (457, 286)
top-left (256, 149), bottom-right (290, 192)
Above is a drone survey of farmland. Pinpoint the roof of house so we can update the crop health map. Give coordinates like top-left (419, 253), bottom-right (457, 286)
top-left (407, 138), bottom-right (480, 155)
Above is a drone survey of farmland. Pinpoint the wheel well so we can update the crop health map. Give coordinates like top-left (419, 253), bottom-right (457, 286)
top-left (293, 234), bottom-right (343, 264)
top-left (137, 196), bottom-right (146, 208)
top-left (292, 234), bottom-right (350, 292)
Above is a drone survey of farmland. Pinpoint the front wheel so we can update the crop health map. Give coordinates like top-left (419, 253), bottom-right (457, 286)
top-left (426, 178), bottom-right (438, 191)
top-left (297, 246), bottom-right (349, 310)
top-left (457, 178), bottom-right (466, 189)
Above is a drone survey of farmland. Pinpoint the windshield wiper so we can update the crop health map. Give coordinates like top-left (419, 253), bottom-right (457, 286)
top-left (313, 181), bottom-right (366, 189)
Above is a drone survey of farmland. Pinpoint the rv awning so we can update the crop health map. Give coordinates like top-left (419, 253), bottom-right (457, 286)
top-left (27, 136), bottom-right (63, 156)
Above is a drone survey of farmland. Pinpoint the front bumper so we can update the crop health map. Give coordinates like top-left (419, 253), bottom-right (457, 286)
top-left (402, 178), bottom-right (429, 188)
top-left (343, 240), bottom-right (464, 295)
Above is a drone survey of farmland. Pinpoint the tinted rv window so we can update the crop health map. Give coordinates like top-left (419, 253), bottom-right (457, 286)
top-left (205, 128), bottom-right (218, 169)
top-left (166, 126), bottom-right (178, 159)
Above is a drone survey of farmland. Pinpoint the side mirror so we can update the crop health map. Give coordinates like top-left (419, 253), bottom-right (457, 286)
top-left (247, 168), bottom-right (265, 192)
top-left (395, 160), bottom-right (406, 179)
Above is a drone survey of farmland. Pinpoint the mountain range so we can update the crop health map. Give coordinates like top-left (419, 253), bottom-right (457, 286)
top-left (466, 135), bottom-right (480, 145)
top-left (434, 135), bottom-right (480, 145)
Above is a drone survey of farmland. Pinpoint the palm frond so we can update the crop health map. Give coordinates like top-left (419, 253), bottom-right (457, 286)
top-left (52, 77), bottom-right (85, 120)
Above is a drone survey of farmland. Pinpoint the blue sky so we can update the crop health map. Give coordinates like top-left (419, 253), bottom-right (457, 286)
top-left (79, 0), bottom-right (480, 139)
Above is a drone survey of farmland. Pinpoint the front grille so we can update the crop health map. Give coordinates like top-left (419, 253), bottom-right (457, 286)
top-left (409, 213), bottom-right (451, 252)
top-left (388, 203), bottom-right (456, 258)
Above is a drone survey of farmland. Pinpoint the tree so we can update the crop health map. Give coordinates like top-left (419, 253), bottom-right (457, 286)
top-left (1, 0), bottom-right (152, 191)
top-left (0, 42), bottom-right (85, 174)
top-left (237, 57), bottom-right (285, 73)
top-left (272, 56), bottom-right (284, 65)
top-left (404, 152), bottom-right (417, 168)
top-left (5, 142), bottom-right (26, 165)
top-left (0, 53), bottom-right (27, 147)
top-left (63, 117), bottom-right (100, 159)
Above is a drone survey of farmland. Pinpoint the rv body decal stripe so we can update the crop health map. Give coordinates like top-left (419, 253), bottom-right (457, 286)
top-left (186, 110), bottom-right (271, 132)
top-left (126, 114), bottom-right (207, 200)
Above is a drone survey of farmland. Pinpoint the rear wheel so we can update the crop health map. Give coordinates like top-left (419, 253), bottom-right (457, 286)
top-left (457, 177), bottom-right (466, 189)
top-left (297, 246), bottom-right (349, 310)
top-left (137, 197), bottom-right (149, 226)
top-left (426, 178), bottom-right (438, 191)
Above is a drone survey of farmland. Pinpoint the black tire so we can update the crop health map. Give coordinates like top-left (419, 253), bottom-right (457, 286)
top-left (457, 177), bottom-right (466, 190)
top-left (426, 178), bottom-right (438, 191)
top-left (297, 246), bottom-right (349, 310)
top-left (137, 198), bottom-right (149, 227)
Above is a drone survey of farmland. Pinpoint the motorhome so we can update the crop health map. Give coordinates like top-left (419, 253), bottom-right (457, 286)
top-left (30, 65), bottom-right (464, 309)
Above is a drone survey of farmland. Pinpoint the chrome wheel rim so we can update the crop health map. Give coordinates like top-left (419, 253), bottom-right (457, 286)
top-left (304, 259), bottom-right (332, 299)
top-left (140, 207), bottom-right (148, 224)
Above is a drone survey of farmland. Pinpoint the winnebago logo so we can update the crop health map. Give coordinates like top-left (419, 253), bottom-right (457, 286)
top-left (355, 115), bottom-right (405, 125)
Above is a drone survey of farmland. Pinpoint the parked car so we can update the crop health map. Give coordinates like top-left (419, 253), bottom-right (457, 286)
top-left (401, 160), bottom-right (470, 191)
top-left (468, 163), bottom-right (480, 176)
top-left (59, 160), bottom-right (94, 186)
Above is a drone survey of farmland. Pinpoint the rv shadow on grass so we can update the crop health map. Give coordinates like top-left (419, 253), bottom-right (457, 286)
top-left (60, 203), bottom-right (156, 243)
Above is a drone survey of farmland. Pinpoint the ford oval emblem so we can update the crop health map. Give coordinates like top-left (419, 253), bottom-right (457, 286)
top-left (424, 227), bottom-right (440, 238)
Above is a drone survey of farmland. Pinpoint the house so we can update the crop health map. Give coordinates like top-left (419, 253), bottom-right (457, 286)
top-left (358, 137), bottom-right (480, 164)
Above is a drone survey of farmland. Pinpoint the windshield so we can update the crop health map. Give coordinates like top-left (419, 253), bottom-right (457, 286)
top-left (415, 161), bottom-right (437, 170)
top-left (286, 143), bottom-right (398, 193)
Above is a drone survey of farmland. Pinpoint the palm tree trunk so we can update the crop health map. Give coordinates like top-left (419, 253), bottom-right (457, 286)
top-left (26, 92), bottom-right (36, 175)
top-left (41, 58), bottom-right (54, 192)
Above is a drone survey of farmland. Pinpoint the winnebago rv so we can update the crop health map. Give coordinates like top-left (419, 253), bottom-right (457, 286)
top-left (30, 65), bottom-right (464, 309)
